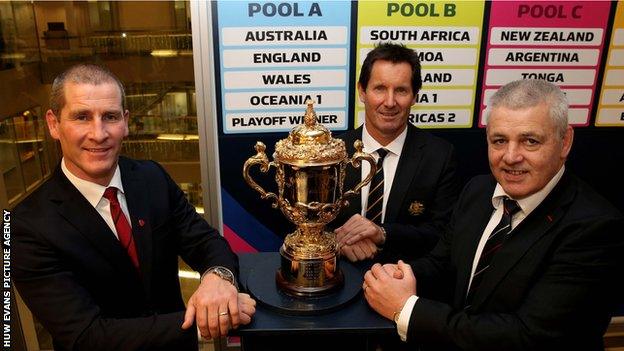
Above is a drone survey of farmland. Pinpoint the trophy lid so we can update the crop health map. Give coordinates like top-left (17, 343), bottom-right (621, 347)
top-left (275, 100), bottom-right (346, 166)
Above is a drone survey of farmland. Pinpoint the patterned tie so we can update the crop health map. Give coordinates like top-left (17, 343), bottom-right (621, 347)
top-left (465, 197), bottom-right (520, 307)
top-left (103, 187), bottom-right (139, 270)
top-left (366, 148), bottom-right (389, 225)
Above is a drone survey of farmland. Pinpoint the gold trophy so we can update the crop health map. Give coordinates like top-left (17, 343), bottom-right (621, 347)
top-left (243, 100), bottom-right (376, 296)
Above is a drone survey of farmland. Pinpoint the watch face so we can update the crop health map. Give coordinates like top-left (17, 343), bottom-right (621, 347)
top-left (212, 267), bottom-right (234, 283)
top-left (217, 268), bottom-right (230, 278)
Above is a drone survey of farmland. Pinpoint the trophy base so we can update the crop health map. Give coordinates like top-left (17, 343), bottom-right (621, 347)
top-left (276, 245), bottom-right (344, 297)
top-left (245, 252), bottom-right (362, 316)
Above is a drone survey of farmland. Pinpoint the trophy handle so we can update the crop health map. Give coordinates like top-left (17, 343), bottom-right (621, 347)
top-left (243, 141), bottom-right (279, 208)
top-left (343, 140), bottom-right (377, 199)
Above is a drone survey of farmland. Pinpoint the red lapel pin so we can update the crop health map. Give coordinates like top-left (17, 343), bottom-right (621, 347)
top-left (546, 215), bottom-right (553, 222)
top-left (138, 219), bottom-right (145, 227)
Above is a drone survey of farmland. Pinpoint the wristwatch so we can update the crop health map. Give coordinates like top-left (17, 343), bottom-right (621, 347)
top-left (378, 225), bottom-right (387, 246)
top-left (202, 266), bottom-right (238, 291)
top-left (393, 310), bottom-right (401, 324)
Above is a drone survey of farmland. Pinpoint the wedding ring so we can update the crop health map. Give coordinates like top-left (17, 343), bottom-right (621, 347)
top-left (218, 311), bottom-right (229, 316)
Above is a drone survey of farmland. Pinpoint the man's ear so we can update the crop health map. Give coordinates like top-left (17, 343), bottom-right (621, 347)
top-left (45, 109), bottom-right (61, 140)
top-left (123, 109), bottom-right (130, 137)
top-left (561, 125), bottom-right (574, 159)
top-left (357, 82), bottom-right (366, 104)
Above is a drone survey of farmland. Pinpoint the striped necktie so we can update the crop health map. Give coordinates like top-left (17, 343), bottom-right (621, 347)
top-left (103, 187), bottom-right (139, 270)
top-left (465, 197), bottom-right (520, 307)
top-left (366, 148), bottom-right (389, 225)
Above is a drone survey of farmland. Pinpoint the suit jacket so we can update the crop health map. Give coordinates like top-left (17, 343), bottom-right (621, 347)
top-left (336, 124), bottom-right (459, 263)
top-left (12, 157), bottom-right (238, 351)
top-left (408, 172), bottom-right (624, 350)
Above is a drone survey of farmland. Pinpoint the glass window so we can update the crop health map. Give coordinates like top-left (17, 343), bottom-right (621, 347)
top-left (0, 107), bottom-right (55, 207)
top-left (0, 116), bottom-right (25, 203)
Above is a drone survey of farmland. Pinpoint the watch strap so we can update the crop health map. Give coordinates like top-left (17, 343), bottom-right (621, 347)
top-left (201, 266), bottom-right (239, 291)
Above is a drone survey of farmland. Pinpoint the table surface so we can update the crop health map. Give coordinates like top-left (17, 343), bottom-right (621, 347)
top-left (236, 252), bottom-right (395, 336)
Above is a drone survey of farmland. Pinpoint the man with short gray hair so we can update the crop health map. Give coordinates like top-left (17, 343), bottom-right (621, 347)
top-left (362, 79), bottom-right (624, 350)
top-left (13, 63), bottom-right (255, 351)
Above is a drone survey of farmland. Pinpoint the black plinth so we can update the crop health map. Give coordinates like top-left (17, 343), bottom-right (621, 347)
top-left (246, 253), bottom-right (362, 315)
top-left (236, 253), bottom-right (396, 351)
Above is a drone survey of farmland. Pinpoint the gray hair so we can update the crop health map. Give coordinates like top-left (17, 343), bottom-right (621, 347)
top-left (486, 79), bottom-right (569, 138)
top-left (50, 64), bottom-right (125, 116)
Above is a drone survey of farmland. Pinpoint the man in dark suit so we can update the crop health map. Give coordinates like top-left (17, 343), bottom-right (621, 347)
top-left (362, 79), bottom-right (624, 350)
top-left (335, 42), bottom-right (459, 263)
top-left (12, 64), bottom-right (255, 351)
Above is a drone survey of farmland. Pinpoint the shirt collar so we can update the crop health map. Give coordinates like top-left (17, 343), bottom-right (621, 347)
top-left (492, 165), bottom-right (565, 216)
top-left (61, 158), bottom-right (125, 207)
top-left (362, 124), bottom-right (407, 157)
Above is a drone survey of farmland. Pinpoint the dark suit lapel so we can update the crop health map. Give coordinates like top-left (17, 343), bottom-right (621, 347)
top-left (50, 167), bottom-right (139, 282)
top-left (119, 157), bottom-right (153, 300)
top-left (470, 173), bottom-right (576, 309)
top-left (454, 182), bottom-right (496, 307)
top-left (342, 127), bottom-right (363, 216)
top-left (385, 125), bottom-right (425, 222)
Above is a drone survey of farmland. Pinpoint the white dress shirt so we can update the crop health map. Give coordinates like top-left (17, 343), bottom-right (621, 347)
top-left (466, 166), bottom-right (565, 291)
top-left (395, 166), bottom-right (566, 341)
top-left (61, 158), bottom-right (131, 239)
top-left (360, 124), bottom-right (407, 223)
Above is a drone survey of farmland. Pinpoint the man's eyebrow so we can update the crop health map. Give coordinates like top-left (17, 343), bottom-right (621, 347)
top-left (67, 109), bottom-right (122, 116)
top-left (487, 132), bottom-right (506, 138)
top-left (520, 132), bottom-right (543, 138)
top-left (67, 109), bottom-right (90, 116)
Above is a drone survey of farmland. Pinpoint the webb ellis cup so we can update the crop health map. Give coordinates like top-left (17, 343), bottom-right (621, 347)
top-left (243, 100), bottom-right (376, 296)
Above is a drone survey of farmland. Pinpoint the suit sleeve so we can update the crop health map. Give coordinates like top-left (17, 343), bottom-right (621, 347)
top-left (12, 215), bottom-right (197, 351)
top-left (406, 216), bottom-right (624, 351)
top-left (153, 161), bottom-right (239, 277)
top-left (382, 143), bottom-right (460, 262)
top-left (408, 174), bottom-right (473, 301)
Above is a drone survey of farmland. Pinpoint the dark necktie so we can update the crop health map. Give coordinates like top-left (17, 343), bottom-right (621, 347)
top-left (465, 197), bottom-right (520, 306)
top-left (103, 187), bottom-right (139, 269)
top-left (366, 148), bottom-right (389, 225)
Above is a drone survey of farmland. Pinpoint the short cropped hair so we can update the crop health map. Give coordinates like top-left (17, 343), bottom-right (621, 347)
top-left (359, 42), bottom-right (422, 94)
top-left (486, 79), bottom-right (568, 138)
top-left (50, 64), bottom-right (125, 116)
